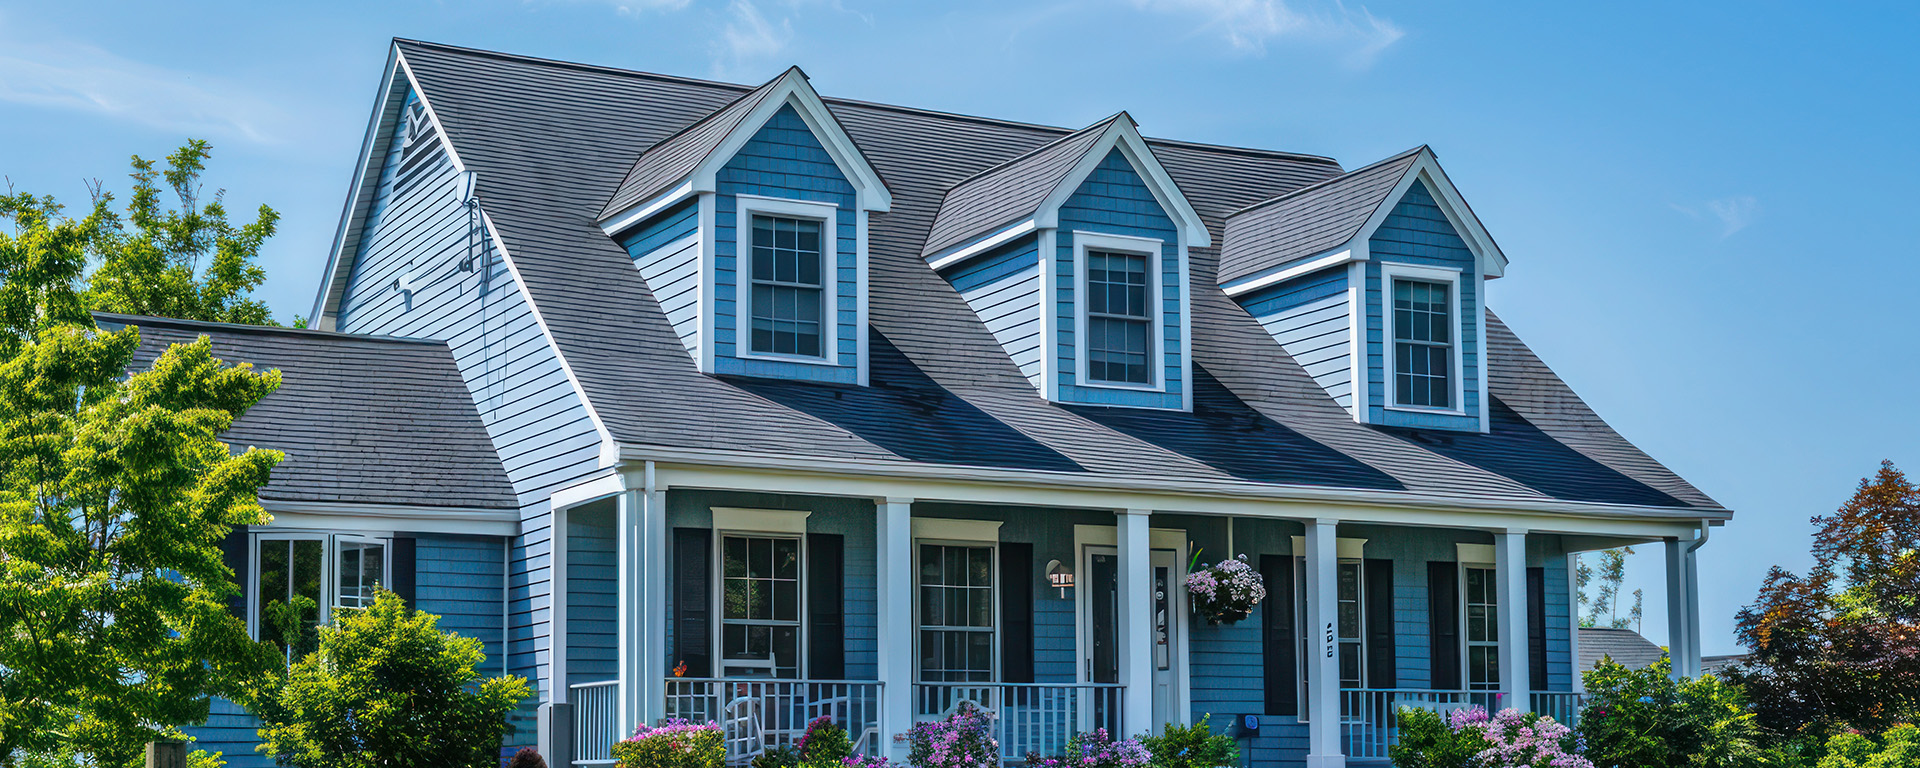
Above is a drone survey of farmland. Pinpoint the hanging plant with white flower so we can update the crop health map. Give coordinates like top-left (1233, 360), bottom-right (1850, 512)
top-left (1185, 554), bottom-right (1266, 625)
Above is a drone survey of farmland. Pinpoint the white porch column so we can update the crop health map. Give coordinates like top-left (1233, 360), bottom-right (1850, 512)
top-left (1494, 530), bottom-right (1529, 712)
top-left (1665, 538), bottom-right (1701, 679)
top-left (616, 488), bottom-right (642, 736)
top-left (1116, 509), bottom-right (1155, 737)
top-left (616, 479), bottom-right (669, 735)
top-left (1303, 519), bottom-right (1343, 768)
top-left (876, 498), bottom-right (914, 760)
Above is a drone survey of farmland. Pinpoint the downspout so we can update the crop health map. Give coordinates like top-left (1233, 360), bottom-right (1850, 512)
top-left (1684, 520), bottom-right (1710, 677)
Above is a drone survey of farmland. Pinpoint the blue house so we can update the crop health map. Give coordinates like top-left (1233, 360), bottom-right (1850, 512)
top-left (155, 39), bottom-right (1728, 768)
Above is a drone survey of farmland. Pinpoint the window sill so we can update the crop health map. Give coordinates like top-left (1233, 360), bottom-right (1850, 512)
top-left (1074, 379), bottom-right (1167, 394)
top-left (738, 351), bottom-right (843, 368)
top-left (1384, 405), bottom-right (1469, 417)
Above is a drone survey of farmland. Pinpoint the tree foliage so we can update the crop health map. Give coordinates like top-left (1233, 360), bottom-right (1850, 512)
top-left (1730, 461), bottom-right (1920, 742)
top-left (1579, 547), bottom-right (1645, 631)
top-left (252, 589), bottom-right (530, 768)
top-left (1578, 657), bottom-right (1772, 768)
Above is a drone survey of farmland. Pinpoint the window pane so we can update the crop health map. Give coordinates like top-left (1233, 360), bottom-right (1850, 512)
top-left (921, 546), bottom-right (941, 583)
top-left (773, 579), bottom-right (797, 622)
top-left (747, 214), bottom-right (825, 358)
top-left (749, 538), bottom-right (770, 579)
top-left (968, 547), bottom-right (991, 587)
top-left (921, 586), bottom-right (942, 625)
top-left (775, 538), bottom-right (799, 580)
top-left (725, 537), bottom-right (747, 577)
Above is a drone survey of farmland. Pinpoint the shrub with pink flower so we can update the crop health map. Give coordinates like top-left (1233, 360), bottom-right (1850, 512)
top-left (907, 702), bottom-right (1000, 768)
top-left (1186, 555), bottom-right (1266, 625)
top-left (1023, 728), bottom-right (1151, 768)
top-left (1390, 706), bottom-right (1592, 768)
top-left (612, 719), bottom-right (724, 768)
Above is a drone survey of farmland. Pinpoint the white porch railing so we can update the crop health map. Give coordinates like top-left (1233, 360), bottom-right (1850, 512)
top-left (571, 680), bottom-right (620, 766)
top-left (913, 683), bottom-right (1125, 761)
top-left (1337, 689), bottom-right (1586, 760)
top-left (1529, 691), bottom-right (1587, 728)
top-left (663, 679), bottom-right (885, 765)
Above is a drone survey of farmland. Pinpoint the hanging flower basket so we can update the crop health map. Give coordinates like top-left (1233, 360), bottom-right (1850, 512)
top-left (1186, 555), bottom-right (1266, 625)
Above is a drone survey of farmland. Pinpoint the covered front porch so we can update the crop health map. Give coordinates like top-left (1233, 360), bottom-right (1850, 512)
top-left (542, 465), bottom-right (1710, 767)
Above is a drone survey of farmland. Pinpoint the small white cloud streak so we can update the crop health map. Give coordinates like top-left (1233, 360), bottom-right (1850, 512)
top-left (712, 0), bottom-right (793, 79)
top-left (1671, 195), bottom-right (1760, 238)
top-left (1130, 0), bottom-right (1404, 68)
top-left (0, 19), bottom-right (288, 144)
top-left (538, 0), bottom-right (693, 15)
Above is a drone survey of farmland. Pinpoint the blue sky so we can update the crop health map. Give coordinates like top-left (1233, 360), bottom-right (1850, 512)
top-left (2, 0), bottom-right (1915, 654)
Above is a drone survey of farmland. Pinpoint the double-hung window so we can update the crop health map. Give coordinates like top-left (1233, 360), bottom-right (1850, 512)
top-left (748, 214), bottom-right (826, 359)
top-left (1463, 565), bottom-right (1500, 691)
top-left (1392, 278), bottom-right (1454, 408)
top-left (253, 533), bottom-right (390, 661)
top-left (1084, 249), bottom-right (1154, 386)
top-left (719, 534), bottom-right (803, 678)
top-left (918, 544), bottom-right (995, 682)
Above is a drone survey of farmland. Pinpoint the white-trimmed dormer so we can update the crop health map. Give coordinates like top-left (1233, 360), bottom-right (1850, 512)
top-left (599, 67), bottom-right (891, 386)
top-left (925, 113), bottom-right (1207, 411)
top-left (1220, 146), bottom-right (1506, 432)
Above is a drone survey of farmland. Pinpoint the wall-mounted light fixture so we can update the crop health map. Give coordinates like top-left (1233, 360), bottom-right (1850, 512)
top-left (1045, 559), bottom-right (1074, 597)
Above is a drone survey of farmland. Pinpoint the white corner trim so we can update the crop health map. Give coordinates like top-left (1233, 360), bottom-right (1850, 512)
top-left (1220, 248), bottom-right (1358, 297)
top-left (697, 192), bottom-right (718, 374)
top-left (1289, 536), bottom-right (1369, 559)
top-left (1071, 230), bottom-right (1168, 394)
top-left (1033, 118), bottom-right (1210, 248)
top-left (927, 218), bottom-right (1037, 271)
top-left (1476, 272), bottom-right (1490, 433)
top-left (1379, 261), bottom-right (1469, 418)
top-left (690, 74), bottom-right (891, 213)
top-left (733, 194), bottom-right (842, 366)
top-left (1175, 228), bottom-right (1194, 413)
top-left (258, 500), bottom-right (521, 537)
top-left (1457, 542), bottom-right (1496, 564)
top-left (1038, 227), bottom-right (1060, 401)
top-left (712, 506), bottom-right (812, 534)
top-left (856, 208), bottom-right (871, 387)
top-left (1347, 260), bottom-right (1367, 423)
top-left (600, 181), bottom-right (696, 237)
top-left (912, 517), bottom-right (1003, 542)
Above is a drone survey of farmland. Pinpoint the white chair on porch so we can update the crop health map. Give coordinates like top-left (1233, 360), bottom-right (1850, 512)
top-left (724, 695), bottom-right (765, 765)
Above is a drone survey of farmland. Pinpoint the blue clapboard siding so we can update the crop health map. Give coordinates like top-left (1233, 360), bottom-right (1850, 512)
top-left (1054, 149), bottom-right (1184, 409)
top-left (188, 698), bottom-right (267, 768)
top-left (416, 533), bottom-right (510, 673)
top-left (331, 83), bottom-right (604, 736)
top-left (942, 234), bottom-right (1044, 390)
top-left (1237, 268), bottom-right (1354, 412)
top-left (623, 198), bottom-right (703, 360)
top-left (567, 499), bottom-right (619, 686)
top-left (711, 104), bottom-right (860, 384)
top-left (1364, 180), bottom-right (1482, 431)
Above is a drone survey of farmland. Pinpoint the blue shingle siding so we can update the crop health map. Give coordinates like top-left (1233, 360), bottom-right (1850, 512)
top-left (941, 234), bottom-right (1045, 391)
top-left (187, 698), bottom-right (267, 768)
top-left (711, 104), bottom-right (860, 384)
top-left (1054, 149), bottom-right (1184, 409)
top-left (567, 499), bottom-right (619, 686)
top-left (1236, 268), bottom-right (1354, 412)
top-left (1364, 180), bottom-right (1482, 431)
top-left (416, 534), bottom-right (510, 673)
top-left (624, 198), bottom-right (704, 360)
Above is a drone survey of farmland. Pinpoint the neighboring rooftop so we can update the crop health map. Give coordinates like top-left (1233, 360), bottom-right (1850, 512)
top-left (1578, 627), bottom-right (1668, 674)
top-left (99, 312), bottom-right (518, 511)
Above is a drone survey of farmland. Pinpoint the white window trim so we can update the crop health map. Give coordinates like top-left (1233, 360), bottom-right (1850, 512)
top-left (1380, 262), bottom-right (1468, 417)
top-left (711, 528), bottom-right (809, 679)
top-left (734, 193), bottom-right (841, 367)
top-left (1460, 560), bottom-right (1500, 692)
top-left (247, 530), bottom-right (394, 642)
top-left (1072, 230), bottom-right (1167, 392)
top-left (912, 538), bottom-right (1001, 684)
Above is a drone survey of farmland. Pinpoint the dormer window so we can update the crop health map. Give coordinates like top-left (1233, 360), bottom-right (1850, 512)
top-left (1084, 247), bottom-right (1155, 386)
top-left (748, 212), bottom-right (827, 359)
top-left (1391, 278), bottom-right (1453, 408)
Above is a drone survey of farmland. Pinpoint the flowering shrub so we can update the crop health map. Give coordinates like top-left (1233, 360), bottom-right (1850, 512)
top-left (1024, 728), bottom-right (1151, 768)
top-left (842, 756), bottom-right (896, 768)
top-left (1389, 706), bottom-right (1591, 768)
top-left (798, 716), bottom-right (855, 768)
top-left (1186, 555), bottom-right (1266, 625)
top-left (907, 702), bottom-right (999, 768)
top-left (613, 719), bottom-right (725, 768)
top-left (1139, 715), bottom-right (1237, 768)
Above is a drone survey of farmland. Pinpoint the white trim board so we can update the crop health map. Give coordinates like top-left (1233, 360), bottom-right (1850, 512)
top-left (712, 506), bottom-right (811, 534)
top-left (1288, 536), bottom-right (1369, 559)
top-left (260, 500), bottom-right (520, 537)
top-left (912, 517), bottom-right (1003, 542)
top-left (1072, 230), bottom-right (1168, 394)
top-left (1379, 261), bottom-right (1469, 417)
top-left (733, 194), bottom-right (843, 367)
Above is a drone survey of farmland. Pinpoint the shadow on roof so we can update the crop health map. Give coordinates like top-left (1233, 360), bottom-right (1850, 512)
top-left (1373, 398), bottom-right (1687, 507)
top-left (1065, 366), bottom-right (1402, 490)
top-left (720, 332), bottom-right (1084, 473)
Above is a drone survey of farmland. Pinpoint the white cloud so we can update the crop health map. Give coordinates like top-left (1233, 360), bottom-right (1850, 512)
top-left (0, 18), bottom-right (289, 144)
top-left (1130, 0), bottom-right (1404, 68)
top-left (541, 0), bottom-right (694, 15)
top-left (1671, 195), bottom-right (1759, 238)
top-left (712, 0), bottom-right (793, 79)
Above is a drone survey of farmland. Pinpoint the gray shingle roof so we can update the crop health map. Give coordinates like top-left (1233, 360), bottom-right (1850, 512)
top-left (1217, 146), bottom-right (1423, 285)
top-left (1578, 627), bottom-right (1668, 673)
top-left (382, 39), bottom-right (1723, 514)
top-left (598, 67), bottom-right (792, 220)
top-left (920, 112), bottom-right (1125, 257)
top-left (99, 312), bottom-right (518, 511)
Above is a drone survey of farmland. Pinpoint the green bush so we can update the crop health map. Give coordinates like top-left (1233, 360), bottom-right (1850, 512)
top-left (754, 744), bottom-right (801, 768)
top-left (612, 720), bottom-right (725, 768)
top-left (1817, 725), bottom-right (1920, 768)
top-left (251, 589), bottom-right (531, 768)
top-left (1578, 657), bottom-right (1769, 768)
top-left (1386, 707), bottom-right (1484, 768)
top-left (1140, 715), bottom-right (1238, 768)
top-left (799, 716), bottom-right (855, 768)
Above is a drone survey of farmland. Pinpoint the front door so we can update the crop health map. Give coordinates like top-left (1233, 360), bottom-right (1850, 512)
top-left (1084, 546), bottom-right (1184, 733)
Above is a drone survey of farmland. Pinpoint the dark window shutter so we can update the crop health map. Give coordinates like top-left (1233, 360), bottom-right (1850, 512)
top-left (388, 535), bottom-right (417, 608)
top-left (1428, 562), bottom-right (1461, 690)
top-left (673, 528), bottom-right (713, 678)
top-left (1528, 567), bottom-right (1547, 691)
top-left (999, 542), bottom-right (1035, 684)
top-left (807, 533), bottom-right (845, 679)
top-left (221, 528), bottom-right (250, 619)
top-left (1365, 559), bottom-right (1396, 689)
top-left (1260, 555), bottom-right (1298, 716)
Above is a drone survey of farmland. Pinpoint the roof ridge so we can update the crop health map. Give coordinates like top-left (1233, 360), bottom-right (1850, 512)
top-left (92, 312), bottom-right (449, 346)
top-left (1225, 145), bottom-right (1426, 220)
top-left (940, 112), bottom-right (1126, 193)
top-left (630, 68), bottom-right (786, 158)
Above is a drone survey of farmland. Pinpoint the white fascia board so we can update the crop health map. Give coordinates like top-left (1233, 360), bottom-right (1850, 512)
top-left (599, 181), bottom-right (696, 238)
top-left (620, 445), bottom-right (1733, 532)
top-left (689, 72), bottom-right (892, 212)
top-left (1220, 247), bottom-right (1359, 297)
top-left (260, 500), bottom-right (521, 537)
top-left (311, 45), bottom-right (407, 330)
top-left (926, 218), bottom-right (1037, 271)
top-left (1355, 149), bottom-right (1508, 279)
top-left (1033, 119), bottom-right (1211, 248)
top-left (549, 472), bottom-right (627, 511)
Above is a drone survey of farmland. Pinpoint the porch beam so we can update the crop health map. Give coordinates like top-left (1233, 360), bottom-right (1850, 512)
top-left (1303, 519), bottom-right (1344, 768)
top-left (875, 498), bottom-right (914, 761)
top-left (1116, 509), bottom-right (1154, 737)
top-left (1495, 530), bottom-right (1529, 711)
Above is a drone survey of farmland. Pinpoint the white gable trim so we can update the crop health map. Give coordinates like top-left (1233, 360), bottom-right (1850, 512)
top-left (1354, 149), bottom-right (1508, 279)
top-left (926, 219), bottom-right (1038, 271)
top-left (311, 46), bottom-right (408, 329)
top-left (690, 69), bottom-right (892, 214)
top-left (1219, 247), bottom-right (1361, 297)
top-left (599, 181), bottom-right (696, 238)
top-left (1032, 118), bottom-right (1211, 248)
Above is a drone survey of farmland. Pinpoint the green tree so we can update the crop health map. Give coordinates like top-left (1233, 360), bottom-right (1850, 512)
top-left (1730, 461), bottom-right (1920, 742)
top-left (1581, 547), bottom-right (1646, 631)
top-left (0, 193), bottom-right (101, 355)
top-left (252, 589), bottom-right (530, 768)
top-left (1579, 657), bottom-right (1771, 768)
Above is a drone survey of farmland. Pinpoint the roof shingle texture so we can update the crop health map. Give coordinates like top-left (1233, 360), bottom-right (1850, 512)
top-left (599, 68), bottom-right (789, 219)
top-left (919, 113), bottom-right (1123, 256)
top-left (103, 313), bottom-right (518, 511)
top-left (1217, 147), bottom-right (1422, 285)
top-left (387, 39), bottom-right (1720, 513)
top-left (1578, 627), bottom-right (1668, 673)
